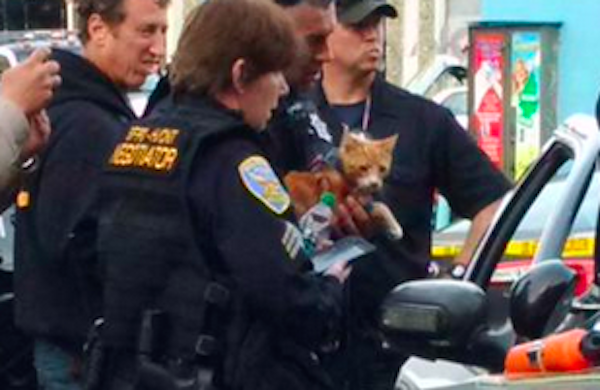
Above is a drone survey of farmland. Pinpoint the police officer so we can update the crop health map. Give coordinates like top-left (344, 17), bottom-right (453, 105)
top-left (98, 1), bottom-right (349, 389)
top-left (312, 0), bottom-right (513, 389)
top-left (145, 0), bottom-right (340, 173)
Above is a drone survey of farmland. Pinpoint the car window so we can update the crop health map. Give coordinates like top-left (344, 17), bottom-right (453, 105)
top-left (437, 163), bottom-right (585, 240)
top-left (500, 159), bottom-right (574, 259)
top-left (467, 140), bottom-right (575, 286)
top-left (570, 172), bottom-right (600, 233)
top-left (442, 91), bottom-right (467, 117)
top-left (423, 69), bottom-right (466, 100)
top-left (560, 168), bottom-right (600, 259)
top-left (436, 160), bottom-right (579, 257)
top-left (504, 164), bottom-right (600, 262)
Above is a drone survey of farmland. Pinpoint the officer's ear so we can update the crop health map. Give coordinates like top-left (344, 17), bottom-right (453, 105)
top-left (231, 58), bottom-right (248, 94)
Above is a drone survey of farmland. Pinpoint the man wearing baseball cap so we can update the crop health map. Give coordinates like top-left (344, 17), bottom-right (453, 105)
top-left (313, 0), bottom-right (511, 389)
top-left (336, 0), bottom-right (396, 24)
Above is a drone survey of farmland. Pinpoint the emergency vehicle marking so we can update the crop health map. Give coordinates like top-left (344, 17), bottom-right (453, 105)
top-left (238, 155), bottom-right (290, 215)
top-left (432, 237), bottom-right (595, 259)
top-left (110, 126), bottom-right (180, 172)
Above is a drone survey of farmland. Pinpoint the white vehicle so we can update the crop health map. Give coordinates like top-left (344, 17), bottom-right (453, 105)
top-left (404, 55), bottom-right (467, 98)
top-left (391, 114), bottom-right (600, 389)
top-left (404, 55), bottom-right (468, 130)
top-left (0, 30), bottom-right (80, 73)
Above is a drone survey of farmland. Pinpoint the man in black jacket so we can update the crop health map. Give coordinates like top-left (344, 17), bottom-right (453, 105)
top-left (14, 0), bottom-right (168, 388)
top-left (314, 0), bottom-right (512, 389)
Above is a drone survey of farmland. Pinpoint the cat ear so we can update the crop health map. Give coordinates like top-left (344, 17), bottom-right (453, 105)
top-left (340, 128), bottom-right (349, 148)
top-left (342, 127), bottom-right (350, 138)
top-left (340, 128), bottom-right (359, 153)
top-left (379, 134), bottom-right (398, 154)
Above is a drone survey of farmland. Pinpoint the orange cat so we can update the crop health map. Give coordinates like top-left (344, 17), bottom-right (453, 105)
top-left (284, 130), bottom-right (403, 240)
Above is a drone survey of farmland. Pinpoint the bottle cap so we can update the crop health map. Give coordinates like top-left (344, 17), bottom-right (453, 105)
top-left (320, 192), bottom-right (336, 208)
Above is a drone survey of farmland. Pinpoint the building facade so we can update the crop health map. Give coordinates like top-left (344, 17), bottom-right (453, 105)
top-left (386, 0), bottom-right (480, 87)
top-left (482, 0), bottom-right (600, 120)
top-left (0, 0), bottom-right (65, 30)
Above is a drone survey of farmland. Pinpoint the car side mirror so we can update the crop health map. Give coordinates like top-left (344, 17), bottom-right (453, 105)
top-left (380, 279), bottom-right (486, 350)
top-left (510, 259), bottom-right (577, 340)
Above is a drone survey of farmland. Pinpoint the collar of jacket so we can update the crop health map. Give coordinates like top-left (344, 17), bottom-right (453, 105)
top-left (313, 72), bottom-right (408, 122)
top-left (50, 48), bottom-right (137, 121)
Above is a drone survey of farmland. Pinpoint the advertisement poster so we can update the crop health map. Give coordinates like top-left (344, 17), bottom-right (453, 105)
top-left (511, 32), bottom-right (541, 179)
top-left (472, 33), bottom-right (504, 169)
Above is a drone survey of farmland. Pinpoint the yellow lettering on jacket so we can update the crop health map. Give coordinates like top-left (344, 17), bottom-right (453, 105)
top-left (110, 126), bottom-right (180, 172)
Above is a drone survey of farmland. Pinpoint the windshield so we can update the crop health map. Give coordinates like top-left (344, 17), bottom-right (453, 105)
top-left (405, 56), bottom-right (466, 97)
top-left (440, 168), bottom-right (600, 238)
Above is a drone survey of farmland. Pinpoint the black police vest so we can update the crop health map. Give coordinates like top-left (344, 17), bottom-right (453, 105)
top-left (99, 103), bottom-right (235, 360)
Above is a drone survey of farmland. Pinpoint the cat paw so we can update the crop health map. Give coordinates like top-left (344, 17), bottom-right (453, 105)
top-left (386, 224), bottom-right (403, 240)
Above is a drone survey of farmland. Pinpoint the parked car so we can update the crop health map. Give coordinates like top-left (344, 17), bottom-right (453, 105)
top-left (404, 55), bottom-right (467, 98)
top-left (388, 114), bottom-right (600, 389)
top-left (432, 166), bottom-right (597, 297)
top-left (0, 30), bottom-right (80, 74)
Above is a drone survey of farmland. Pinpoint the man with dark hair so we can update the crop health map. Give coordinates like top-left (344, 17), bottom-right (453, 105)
top-left (13, 0), bottom-right (168, 388)
top-left (262, 0), bottom-right (337, 178)
top-left (310, 0), bottom-right (512, 389)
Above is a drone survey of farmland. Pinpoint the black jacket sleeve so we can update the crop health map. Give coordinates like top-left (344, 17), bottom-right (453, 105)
top-left (35, 100), bottom-right (128, 263)
top-left (432, 107), bottom-right (512, 219)
top-left (189, 136), bottom-right (343, 349)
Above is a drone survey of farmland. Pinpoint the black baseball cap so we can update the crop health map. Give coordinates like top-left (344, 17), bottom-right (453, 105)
top-left (337, 0), bottom-right (398, 25)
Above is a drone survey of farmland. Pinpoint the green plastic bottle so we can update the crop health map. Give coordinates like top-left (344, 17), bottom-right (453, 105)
top-left (299, 192), bottom-right (336, 257)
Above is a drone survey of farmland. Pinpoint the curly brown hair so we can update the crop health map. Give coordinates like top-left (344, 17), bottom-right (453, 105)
top-left (75, 0), bottom-right (170, 44)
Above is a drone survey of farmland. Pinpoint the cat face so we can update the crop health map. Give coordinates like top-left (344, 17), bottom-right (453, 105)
top-left (339, 130), bottom-right (398, 194)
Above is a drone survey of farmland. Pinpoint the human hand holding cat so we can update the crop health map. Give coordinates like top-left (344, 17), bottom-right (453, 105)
top-left (332, 194), bottom-right (378, 239)
top-left (285, 130), bottom-right (403, 241)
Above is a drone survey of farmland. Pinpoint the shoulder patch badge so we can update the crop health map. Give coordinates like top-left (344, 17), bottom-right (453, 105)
top-left (239, 155), bottom-right (290, 215)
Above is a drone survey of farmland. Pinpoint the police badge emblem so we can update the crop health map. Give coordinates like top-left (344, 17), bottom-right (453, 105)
top-left (239, 155), bottom-right (291, 215)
